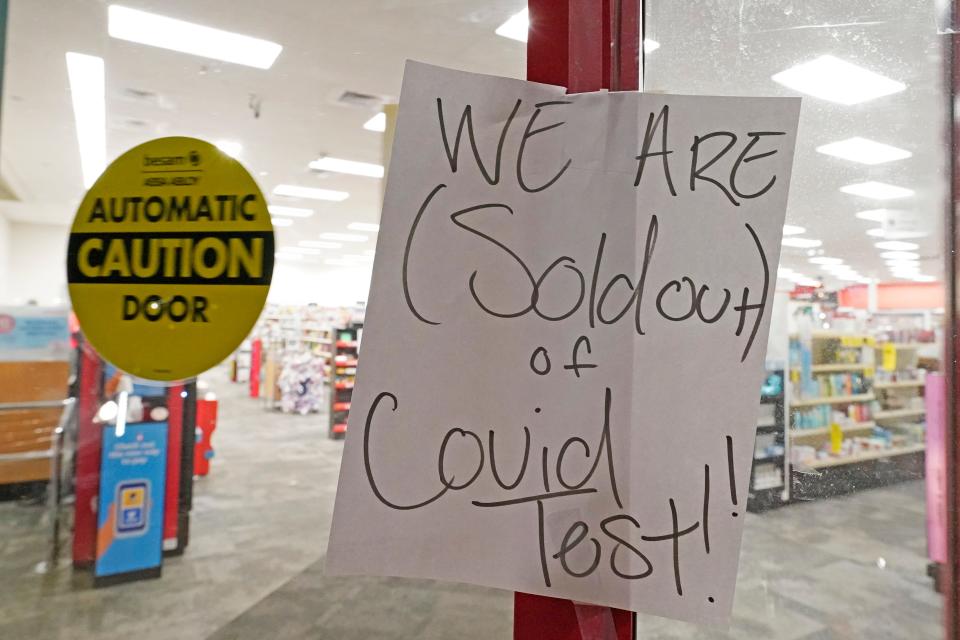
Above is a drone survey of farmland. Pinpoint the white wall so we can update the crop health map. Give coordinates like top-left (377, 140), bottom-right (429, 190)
top-left (269, 262), bottom-right (372, 307)
top-left (6, 222), bottom-right (69, 305)
top-left (0, 212), bottom-right (10, 302)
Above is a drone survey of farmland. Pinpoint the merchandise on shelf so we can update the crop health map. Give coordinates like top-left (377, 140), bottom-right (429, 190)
top-left (330, 323), bottom-right (362, 439)
top-left (278, 350), bottom-right (327, 415)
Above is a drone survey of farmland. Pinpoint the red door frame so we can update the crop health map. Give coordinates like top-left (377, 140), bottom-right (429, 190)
top-left (946, 3), bottom-right (960, 636)
top-left (517, 1), bottom-right (640, 638)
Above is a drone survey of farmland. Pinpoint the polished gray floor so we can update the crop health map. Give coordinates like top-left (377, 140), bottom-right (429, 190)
top-left (0, 367), bottom-right (944, 639)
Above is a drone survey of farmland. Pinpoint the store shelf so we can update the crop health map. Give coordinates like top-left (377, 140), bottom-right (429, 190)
top-left (791, 393), bottom-right (874, 408)
top-left (333, 402), bottom-right (351, 412)
top-left (803, 443), bottom-right (925, 469)
top-left (789, 332), bottom-right (872, 340)
top-left (332, 423), bottom-right (348, 434)
top-left (336, 340), bottom-right (359, 348)
top-left (335, 381), bottom-right (354, 390)
top-left (874, 408), bottom-right (925, 421)
top-left (879, 342), bottom-right (934, 350)
top-left (791, 363), bottom-right (872, 373)
top-left (874, 380), bottom-right (925, 389)
top-left (789, 421), bottom-right (876, 438)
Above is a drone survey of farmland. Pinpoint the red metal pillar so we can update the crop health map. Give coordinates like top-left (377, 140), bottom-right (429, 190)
top-left (163, 384), bottom-right (184, 552)
top-left (72, 340), bottom-right (103, 566)
top-left (517, 1), bottom-right (640, 638)
top-left (946, 2), bottom-right (960, 635)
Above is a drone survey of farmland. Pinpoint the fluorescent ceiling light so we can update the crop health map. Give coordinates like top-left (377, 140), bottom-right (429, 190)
top-left (275, 252), bottom-right (303, 260)
top-left (644, 39), bottom-right (660, 54)
top-left (855, 209), bottom-right (893, 222)
top-left (835, 273), bottom-right (864, 281)
top-left (794, 278), bottom-right (822, 287)
top-left (287, 247), bottom-right (325, 255)
top-left (65, 52), bottom-right (106, 189)
top-left (319, 232), bottom-right (368, 243)
top-left (215, 140), bottom-right (242, 158)
top-left (363, 249), bottom-right (376, 256)
top-left (880, 251), bottom-right (919, 260)
top-left (912, 275), bottom-right (937, 282)
top-left (866, 227), bottom-right (928, 240)
top-left (496, 8), bottom-right (528, 42)
top-left (782, 237), bottom-right (823, 248)
top-left (783, 224), bottom-right (806, 235)
top-left (840, 181), bottom-right (914, 200)
top-left (344, 254), bottom-right (374, 261)
top-left (268, 205), bottom-right (314, 218)
top-left (299, 240), bottom-right (343, 249)
top-left (270, 216), bottom-right (294, 227)
top-left (809, 257), bottom-right (843, 265)
top-left (310, 157), bottom-right (384, 178)
top-left (273, 184), bottom-right (349, 201)
top-left (348, 222), bottom-right (380, 232)
top-left (108, 5), bottom-right (282, 69)
top-left (885, 258), bottom-right (919, 266)
top-left (875, 240), bottom-right (919, 251)
top-left (771, 55), bottom-right (905, 105)
top-left (364, 113), bottom-right (386, 132)
top-left (815, 137), bottom-right (911, 165)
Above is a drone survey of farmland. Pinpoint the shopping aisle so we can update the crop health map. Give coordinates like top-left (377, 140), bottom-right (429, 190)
top-left (208, 483), bottom-right (941, 640)
top-left (0, 365), bottom-right (941, 639)
top-left (0, 365), bottom-right (347, 639)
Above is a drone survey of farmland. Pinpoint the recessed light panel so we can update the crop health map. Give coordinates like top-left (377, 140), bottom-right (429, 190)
top-left (855, 209), bottom-right (892, 222)
top-left (310, 157), bottom-right (384, 178)
top-left (782, 224), bottom-right (805, 235)
top-left (348, 222), bottom-right (380, 232)
top-left (273, 184), bottom-right (349, 201)
top-left (270, 217), bottom-right (293, 227)
top-left (364, 113), bottom-right (386, 132)
top-left (816, 137), bottom-right (911, 165)
top-left (65, 52), bottom-right (106, 189)
top-left (880, 251), bottom-right (919, 260)
top-left (771, 55), bottom-right (905, 105)
top-left (268, 205), bottom-right (314, 218)
top-left (840, 181), bottom-right (914, 200)
top-left (108, 5), bottom-right (282, 69)
top-left (875, 240), bottom-right (919, 251)
top-left (782, 237), bottom-right (823, 248)
top-left (866, 228), bottom-right (928, 239)
top-left (495, 8), bottom-right (528, 42)
top-left (215, 140), bottom-right (242, 158)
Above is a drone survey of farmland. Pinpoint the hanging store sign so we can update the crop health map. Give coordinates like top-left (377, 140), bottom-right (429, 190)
top-left (66, 137), bottom-right (274, 381)
top-left (326, 63), bottom-right (802, 625)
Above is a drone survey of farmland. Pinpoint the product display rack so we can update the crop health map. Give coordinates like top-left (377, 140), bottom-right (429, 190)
top-left (789, 332), bottom-right (926, 500)
top-left (748, 368), bottom-right (788, 512)
top-left (329, 323), bottom-right (362, 439)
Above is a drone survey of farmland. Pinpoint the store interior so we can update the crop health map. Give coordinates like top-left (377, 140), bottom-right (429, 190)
top-left (0, 1), bottom-right (952, 639)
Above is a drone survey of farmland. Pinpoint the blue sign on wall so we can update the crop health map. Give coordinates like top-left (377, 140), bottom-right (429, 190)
top-left (95, 421), bottom-right (168, 584)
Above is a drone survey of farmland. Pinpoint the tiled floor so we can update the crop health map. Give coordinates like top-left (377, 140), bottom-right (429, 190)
top-left (0, 367), bottom-right (944, 639)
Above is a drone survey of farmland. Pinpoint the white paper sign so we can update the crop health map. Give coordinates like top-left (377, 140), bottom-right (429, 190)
top-left (327, 61), bottom-right (800, 625)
